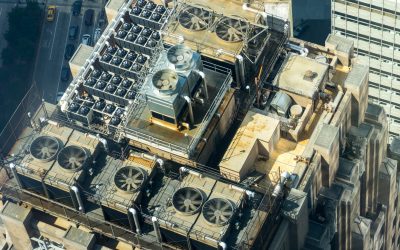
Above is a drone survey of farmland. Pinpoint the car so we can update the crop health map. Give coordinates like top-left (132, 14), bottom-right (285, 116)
top-left (93, 28), bottom-right (101, 43)
top-left (81, 34), bottom-right (91, 46)
top-left (68, 26), bottom-right (78, 40)
top-left (72, 0), bottom-right (82, 16)
top-left (84, 9), bottom-right (94, 26)
top-left (64, 44), bottom-right (75, 60)
top-left (47, 5), bottom-right (56, 22)
top-left (61, 67), bottom-right (70, 82)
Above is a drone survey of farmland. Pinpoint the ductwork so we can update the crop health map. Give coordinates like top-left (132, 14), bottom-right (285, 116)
top-left (242, 3), bottom-right (267, 19)
top-left (9, 163), bottom-right (23, 188)
top-left (129, 208), bottom-right (142, 235)
top-left (179, 167), bottom-right (202, 178)
top-left (152, 217), bottom-right (162, 243)
top-left (194, 70), bottom-right (208, 100)
top-left (71, 186), bottom-right (85, 213)
top-left (183, 96), bottom-right (194, 124)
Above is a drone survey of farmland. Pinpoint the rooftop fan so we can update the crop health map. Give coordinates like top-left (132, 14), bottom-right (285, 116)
top-left (136, 0), bottom-right (147, 8)
top-left (132, 25), bottom-right (142, 34)
top-left (117, 30), bottom-right (127, 38)
top-left (96, 81), bottom-right (107, 90)
top-left (117, 49), bottom-right (127, 57)
top-left (114, 166), bottom-right (146, 193)
top-left (112, 57), bottom-right (122, 65)
top-left (122, 79), bottom-right (133, 88)
top-left (137, 36), bottom-right (147, 45)
top-left (106, 84), bottom-right (117, 93)
top-left (30, 136), bottom-right (60, 162)
top-left (131, 6), bottom-right (141, 15)
top-left (78, 106), bottom-right (90, 115)
top-left (57, 145), bottom-right (87, 172)
top-left (142, 28), bottom-right (152, 37)
top-left (112, 75), bottom-right (122, 84)
top-left (151, 13), bottom-right (161, 21)
top-left (126, 90), bottom-right (136, 99)
top-left (110, 116), bottom-right (121, 126)
top-left (145, 1), bottom-right (156, 10)
top-left (102, 53), bottom-right (112, 62)
top-left (202, 198), bottom-right (234, 226)
top-left (106, 46), bottom-right (117, 54)
top-left (116, 88), bottom-right (127, 97)
top-left (126, 51), bottom-right (137, 61)
top-left (172, 187), bottom-right (204, 215)
top-left (151, 32), bottom-right (160, 40)
top-left (115, 108), bottom-right (125, 117)
top-left (215, 17), bottom-right (247, 43)
top-left (101, 72), bottom-right (112, 81)
top-left (137, 55), bottom-right (147, 64)
top-left (69, 102), bottom-right (80, 112)
top-left (94, 100), bottom-right (106, 110)
top-left (85, 77), bottom-right (97, 86)
top-left (122, 22), bottom-right (132, 31)
top-left (92, 69), bottom-right (102, 78)
top-left (147, 39), bottom-right (157, 47)
top-left (155, 5), bottom-right (165, 14)
top-left (152, 69), bottom-right (179, 94)
top-left (179, 6), bottom-right (211, 31)
top-left (141, 10), bottom-right (151, 18)
top-left (132, 63), bottom-right (142, 71)
top-left (167, 45), bottom-right (193, 70)
top-left (105, 104), bottom-right (116, 114)
top-left (122, 60), bottom-right (132, 69)
top-left (127, 33), bottom-right (137, 42)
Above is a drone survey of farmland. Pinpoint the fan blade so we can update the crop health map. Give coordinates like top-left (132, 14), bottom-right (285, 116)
top-left (192, 199), bottom-right (202, 205)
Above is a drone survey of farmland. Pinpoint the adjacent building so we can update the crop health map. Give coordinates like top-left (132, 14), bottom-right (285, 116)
top-left (331, 0), bottom-right (400, 138)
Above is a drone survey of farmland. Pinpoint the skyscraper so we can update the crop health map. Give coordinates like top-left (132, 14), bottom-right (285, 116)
top-left (331, 0), bottom-right (400, 138)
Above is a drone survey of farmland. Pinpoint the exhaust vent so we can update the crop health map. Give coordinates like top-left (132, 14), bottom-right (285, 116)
top-left (30, 136), bottom-right (60, 162)
top-left (152, 69), bottom-right (179, 95)
top-left (167, 45), bottom-right (193, 71)
top-left (202, 198), bottom-right (234, 226)
top-left (215, 17), bottom-right (246, 43)
top-left (172, 187), bottom-right (204, 215)
top-left (114, 166), bottom-right (146, 193)
top-left (57, 146), bottom-right (87, 172)
top-left (178, 6), bottom-right (211, 31)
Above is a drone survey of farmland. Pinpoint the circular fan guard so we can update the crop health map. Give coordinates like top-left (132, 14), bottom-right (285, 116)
top-left (178, 6), bottom-right (211, 31)
top-left (114, 166), bottom-right (146, 193)
top-left (152, 69), bottom-right (179, 94)
top-left (57, 146), bottom-right (87, 172)
top-left (215, 17), bottom-right (247, 43)
top-left (167, 45), bottom-right (193, 70)
top-left (172, 187), bottom-right (204, 215)
top-left (30, 136), bottom-right (60, 162)
top-left (202, 198), bottom-right (234, 226)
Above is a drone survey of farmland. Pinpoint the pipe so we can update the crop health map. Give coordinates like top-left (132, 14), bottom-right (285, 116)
top-left (152, 217), bottom-right (162, 243)
top-left (242, 4), bottom-right (267, 19)
top-left (96, 134), bottom-right (108, 152)
top-left (129, 208), bottom-right (142, 235)
top-left (156, 158), bottom-right (164, 168)
top-left (71, 186), bottom-right (85, 213)
top-left (219, 242), bottom-right (227, 250)
top-left (195, 70), bottom-right (208, 100)
top-left (236, 55), bottom-right (246, 88)
top-left (47, 120), bottom-right (59, 127)
top-left (9, 163), bottom-right (23, 188)
top-left (183, 96), bottom-right (194, 124)
top-left (229, 184), bottom-right (256, 198)
top-left (179, 167), bottom-right (202, 178)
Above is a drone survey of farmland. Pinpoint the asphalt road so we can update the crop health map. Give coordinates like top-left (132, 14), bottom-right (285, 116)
top-left (33, 0), bottom-right (105, 103)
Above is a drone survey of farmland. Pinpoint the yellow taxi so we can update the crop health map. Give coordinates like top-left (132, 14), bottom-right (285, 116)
top-left (47, 5), bottom-right (56, 22)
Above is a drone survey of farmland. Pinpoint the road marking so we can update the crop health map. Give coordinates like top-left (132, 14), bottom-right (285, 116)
top-left (48, 11), bottom-right (60, 60)
top-left (55, 13), bottom-right (73, 103)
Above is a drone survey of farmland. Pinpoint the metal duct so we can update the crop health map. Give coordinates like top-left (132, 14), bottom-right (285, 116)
top-left (183, 96), bottom-right (194, 124)
top-left (129, 208), bottom-right (141, 235)
top-left (152, 217), bottom-right (162, 243)
top-left (71, 186), bottom-right (85, 213)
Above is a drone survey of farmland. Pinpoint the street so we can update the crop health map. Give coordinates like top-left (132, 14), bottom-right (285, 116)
top-left (33, 0), bottom-right (105, 103)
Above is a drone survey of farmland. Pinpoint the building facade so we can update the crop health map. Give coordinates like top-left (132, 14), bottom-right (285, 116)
top-left (331, 0), bottom-right (400, 138)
